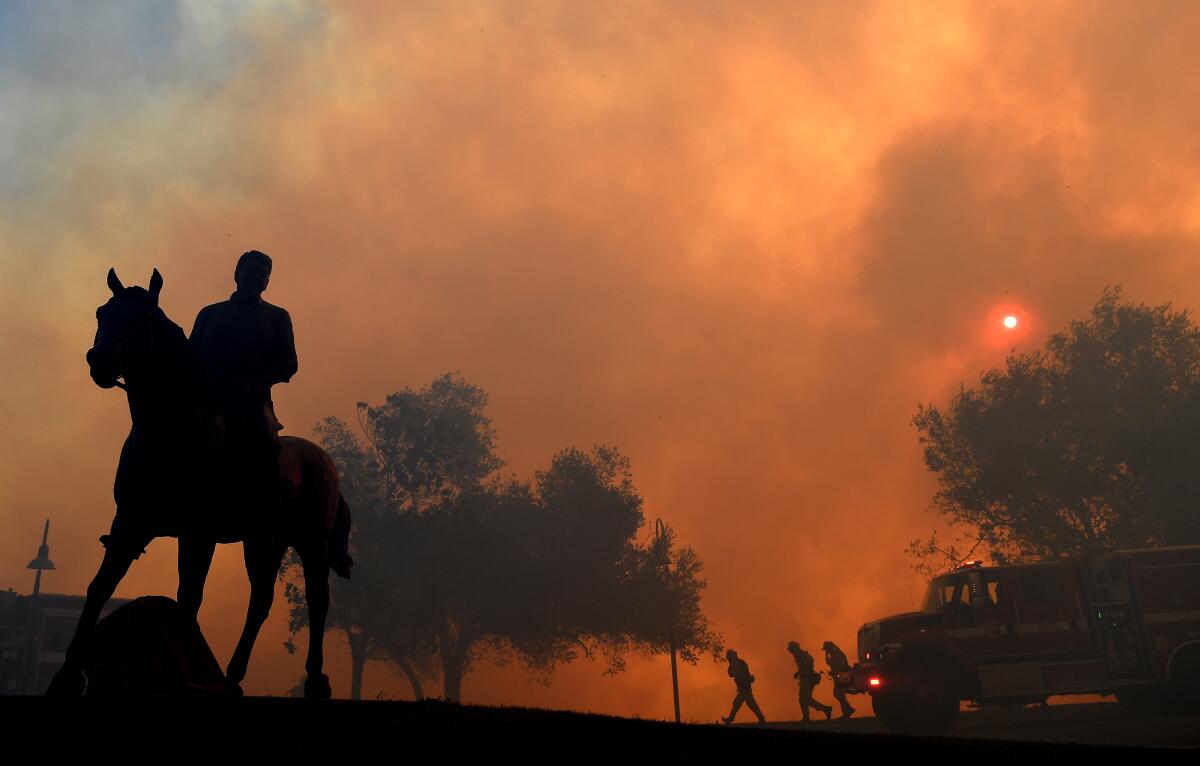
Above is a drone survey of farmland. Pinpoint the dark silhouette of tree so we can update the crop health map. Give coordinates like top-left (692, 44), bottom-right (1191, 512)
top-left (287, 372), bottom-right (721, 701)
top-left (359, 372), bottom-right (504, 514)
top-left (625, 525), bottom-right (722, 670)
top-left (283, 418), bottom-right (437, 700)
top-left (386, 444), bottom-right (721, 701)
top-left (912, 288), bottom-right (1200, 572)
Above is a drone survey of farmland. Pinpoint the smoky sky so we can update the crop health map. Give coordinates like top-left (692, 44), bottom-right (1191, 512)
top-left (3, 1), bottom-right (1200, 717)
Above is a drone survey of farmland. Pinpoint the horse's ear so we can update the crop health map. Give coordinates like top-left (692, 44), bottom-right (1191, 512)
top-left (148, 268), bottom-right (163, 304)
top-left (107, 268), bottom-right (124, 295)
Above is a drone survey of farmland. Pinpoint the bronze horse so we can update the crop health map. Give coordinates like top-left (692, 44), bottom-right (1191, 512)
top-left (47, 268), bottom-right (351, 697)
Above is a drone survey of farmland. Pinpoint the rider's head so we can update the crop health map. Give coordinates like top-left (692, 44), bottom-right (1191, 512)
top-left (234, 250), bottom-right (272, 297)
top-left (786, 640), bottom-right (800, 654)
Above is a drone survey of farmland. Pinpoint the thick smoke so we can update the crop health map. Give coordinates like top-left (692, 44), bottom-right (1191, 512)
top-left (2, 1), bottom-right (1199, 716)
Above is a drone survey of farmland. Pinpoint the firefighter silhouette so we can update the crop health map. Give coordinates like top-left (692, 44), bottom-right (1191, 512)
top-left (787, 641), bottom-right (833, 721)
top-left (821, 640), bottom-right (855, 718)
top-left (722, 649), bottom-right (766, 724)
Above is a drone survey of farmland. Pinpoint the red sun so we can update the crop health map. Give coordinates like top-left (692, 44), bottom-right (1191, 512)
top-left (985, 303), bottom-right (1031, 348)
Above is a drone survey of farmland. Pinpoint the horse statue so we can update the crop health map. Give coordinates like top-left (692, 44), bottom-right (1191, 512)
top-left (47, 268), bottom-right (352, 698)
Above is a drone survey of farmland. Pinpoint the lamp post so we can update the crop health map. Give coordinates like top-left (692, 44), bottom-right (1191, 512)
top-left (23, 519), bottom-right (55, 693)
top-left (26, 519), bottom-right (55, 597)
top-left (654, 518), bottom-right (681, 723)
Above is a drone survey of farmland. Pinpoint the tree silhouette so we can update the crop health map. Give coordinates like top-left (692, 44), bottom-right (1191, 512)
top-left (284, 417), bottom-right (437, 699)
top-left (912, 288), bottom-right (1200, 572)
top-left (285, 373), bottom-right (721, 701)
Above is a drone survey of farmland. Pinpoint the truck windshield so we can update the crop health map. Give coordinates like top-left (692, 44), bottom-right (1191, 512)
top-left (922, 575), bottom-right (967, 613)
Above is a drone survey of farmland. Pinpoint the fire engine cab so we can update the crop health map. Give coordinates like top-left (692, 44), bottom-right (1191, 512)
top-left (845, 545), bottom-right (1200, 733)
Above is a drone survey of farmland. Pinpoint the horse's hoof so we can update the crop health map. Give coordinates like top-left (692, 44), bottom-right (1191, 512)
top-left (225, 681), bottom-right (244, 697)
top-left (331, 553), bottom-right (353, 579)
top-left (45, 666), bottom-right (85, 697)
top-left (304, 673), bottom-right (332, 699)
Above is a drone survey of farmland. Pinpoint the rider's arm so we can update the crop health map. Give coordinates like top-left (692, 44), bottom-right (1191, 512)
top-left (269, 308), bottom-right (298, 385)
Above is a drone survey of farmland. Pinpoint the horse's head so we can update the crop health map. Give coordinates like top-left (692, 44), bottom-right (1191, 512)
top-left (87, 268), bottom-right (164, 389)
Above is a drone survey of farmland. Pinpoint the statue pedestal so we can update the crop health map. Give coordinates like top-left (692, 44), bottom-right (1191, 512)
top-left (86, 596), bottom-right (231, 695)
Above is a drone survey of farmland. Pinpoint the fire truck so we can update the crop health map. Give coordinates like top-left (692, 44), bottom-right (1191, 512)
top-left (844, 545), bottom-right (1200, 733)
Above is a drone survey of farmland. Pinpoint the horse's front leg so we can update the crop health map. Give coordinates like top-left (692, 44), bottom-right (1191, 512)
top-left (45, 541), bottom-right (141, 695)
top-left (224, 537), bottom-right (285, 694)
top-left (177, 536), bottom-right (216, 622)
top-left (297, 544), bottom-right (332, 699)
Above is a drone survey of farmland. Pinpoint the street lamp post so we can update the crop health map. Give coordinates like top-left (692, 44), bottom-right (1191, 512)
top-left (654, 518), bottom-right (681, 724)
top-left (27, 519), bottom-right (56, 597)
top-left (23, 519), bottom-right (56, 693)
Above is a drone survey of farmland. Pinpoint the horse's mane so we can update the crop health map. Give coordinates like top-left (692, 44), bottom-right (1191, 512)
top-left (144, 304), bottom-right (210, 405)
top-left (153, 307), bottom-right (186, 342)
top-left (152, 307), bottom-right (193, 361)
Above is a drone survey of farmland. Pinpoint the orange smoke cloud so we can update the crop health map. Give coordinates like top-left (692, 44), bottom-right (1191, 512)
top-left (3, 1), bottom-right (1200, 719)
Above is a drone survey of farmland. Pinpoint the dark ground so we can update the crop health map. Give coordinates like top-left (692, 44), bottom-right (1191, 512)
top-left (773, 700), bottom-right (1200, 748)
top-left (3, 697), bottom-right (1193, 762)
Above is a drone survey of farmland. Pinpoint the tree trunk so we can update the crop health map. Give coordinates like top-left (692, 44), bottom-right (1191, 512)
top-left (395, 657), bottom-right (425, 701)
top-left (349, 632), bottom-right (366, 701)
top-left (437, 619), bottom-right (471, 702)
top-left (442, 655), bottom-right (463, 702)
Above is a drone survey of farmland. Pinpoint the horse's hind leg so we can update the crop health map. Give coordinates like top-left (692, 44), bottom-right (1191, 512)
top-left (224, 537), bottom-right (285, 693)
top-left (45, 541), bottom-right (141, 695)
top-left (297, 544), bottom-right (332, 699)
top-left (177, 536), bottom-right (216, 622)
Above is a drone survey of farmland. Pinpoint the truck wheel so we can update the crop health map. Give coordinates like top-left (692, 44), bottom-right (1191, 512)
top-left (1167, 642), bottom-right (1200, 711)
top-left (903, 674), bottom-right (960, 734)
top-left (874, 672), bottom-right (959, 734)
top-left (871, 690), bottom-right (901, 728)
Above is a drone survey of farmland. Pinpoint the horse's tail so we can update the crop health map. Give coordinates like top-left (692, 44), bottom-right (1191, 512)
top-left (329, 492), bottom-right (353, 579)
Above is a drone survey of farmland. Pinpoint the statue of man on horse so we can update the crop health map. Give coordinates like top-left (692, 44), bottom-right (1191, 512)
top-left (48, 255), bottom-right (352, 698)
